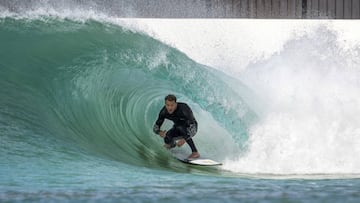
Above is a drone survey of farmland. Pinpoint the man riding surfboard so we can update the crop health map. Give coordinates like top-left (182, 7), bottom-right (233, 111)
top-left (153, 94), bottom-right (200, 159)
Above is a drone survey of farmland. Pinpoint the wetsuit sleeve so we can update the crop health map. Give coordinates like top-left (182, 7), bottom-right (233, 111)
top-left (153, 107), bottom-right (166, 134)
top-left (183, 104), bottom-right (196, 125)
top-left (182, 104), bottom-right (198, 139)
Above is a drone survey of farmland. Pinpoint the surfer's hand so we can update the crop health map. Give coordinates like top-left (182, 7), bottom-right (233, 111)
top-left (159, 131), bottom-right (166, 138)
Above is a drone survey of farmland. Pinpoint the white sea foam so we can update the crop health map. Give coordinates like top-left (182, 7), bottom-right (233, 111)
top-left (131, 19), bottom-right (360, 174)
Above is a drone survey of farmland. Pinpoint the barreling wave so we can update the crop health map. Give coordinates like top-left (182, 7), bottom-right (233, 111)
top-left (0, 17), bottom-right (255, 171)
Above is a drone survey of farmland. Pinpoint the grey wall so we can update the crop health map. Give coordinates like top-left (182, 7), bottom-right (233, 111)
top-left (1, 0), bottom-right (359, 19)
top-left (202, 0), bottom-right (360, 19)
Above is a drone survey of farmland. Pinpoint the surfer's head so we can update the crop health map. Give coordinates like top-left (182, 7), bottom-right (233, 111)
top-left (165, 94), bottom-right (177, 114)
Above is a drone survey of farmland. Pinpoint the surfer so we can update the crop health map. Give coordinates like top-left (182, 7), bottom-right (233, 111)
top-left (153, 94), bottom-right (200, 159)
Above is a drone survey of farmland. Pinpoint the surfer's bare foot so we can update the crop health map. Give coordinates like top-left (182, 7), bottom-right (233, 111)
top-left (188, 152), bottom-right (200, 159)
top-left (176, 138), bottom-right (186, 147)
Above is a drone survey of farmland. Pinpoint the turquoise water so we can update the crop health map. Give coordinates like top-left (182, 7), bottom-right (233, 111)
top-left (1, 13), bottom-right (360, 203)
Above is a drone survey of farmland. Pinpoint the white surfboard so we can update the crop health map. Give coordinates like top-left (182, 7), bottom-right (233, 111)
top-left (170, 148), bottom-right (222, 166)
top-left (178, 157), bottom-right (222, 166)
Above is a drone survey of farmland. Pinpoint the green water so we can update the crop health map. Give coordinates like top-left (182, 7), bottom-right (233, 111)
top-left (1, 16), bottom-right (360, 203)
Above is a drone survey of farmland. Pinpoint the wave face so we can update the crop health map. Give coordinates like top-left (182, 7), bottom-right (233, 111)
top-left (0, 17), bottom-right (254, 174)
top-left (1, 6), bottom-right (360, 179)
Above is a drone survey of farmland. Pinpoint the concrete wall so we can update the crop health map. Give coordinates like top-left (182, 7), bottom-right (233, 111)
top-left (1, 0), bottom-right (360, 19)
top-left (300, 0), bottom-right (360, 19)
top-left (202, 0), bottom-right (360, 19)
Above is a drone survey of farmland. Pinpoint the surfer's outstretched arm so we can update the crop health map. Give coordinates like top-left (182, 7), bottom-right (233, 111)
top-left (153, 106), bottom-right (166, 135)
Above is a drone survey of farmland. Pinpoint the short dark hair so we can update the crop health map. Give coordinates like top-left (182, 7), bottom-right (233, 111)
top-left (165, 94), bottom-right (177, 102)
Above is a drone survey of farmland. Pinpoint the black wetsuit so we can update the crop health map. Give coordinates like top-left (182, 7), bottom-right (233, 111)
top-left (153, 102), bottom-right (198, 152)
